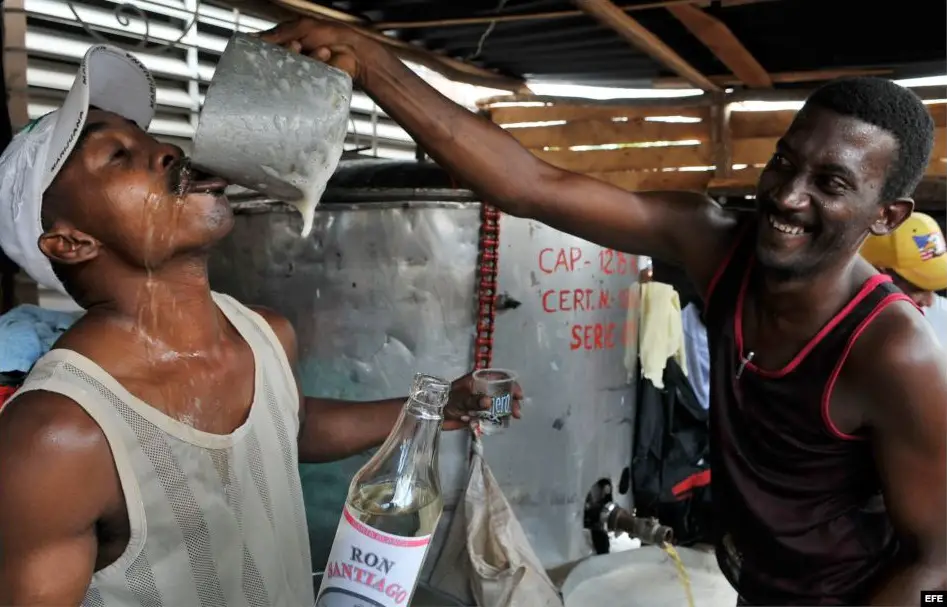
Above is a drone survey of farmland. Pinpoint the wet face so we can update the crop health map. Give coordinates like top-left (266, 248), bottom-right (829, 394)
top-left (754, 106), bottom-right (911, 279)
top-left (40, 110), bottom-right (232, 271)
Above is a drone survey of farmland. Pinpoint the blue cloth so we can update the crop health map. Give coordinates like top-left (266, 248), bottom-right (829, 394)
top-left (681, 302), bottom-right (710, 410)
top-left (0, 304), bottom-right (82, 373)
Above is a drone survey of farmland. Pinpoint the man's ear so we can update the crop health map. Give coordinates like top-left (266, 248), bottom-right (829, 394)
top-left (868, 197), bottom-right (914, 236)
top-left (37, 226), bottom-right (101, 265)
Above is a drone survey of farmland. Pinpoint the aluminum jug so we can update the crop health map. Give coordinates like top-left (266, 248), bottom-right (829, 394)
top-left (192, 33), bottom-right (353, 236)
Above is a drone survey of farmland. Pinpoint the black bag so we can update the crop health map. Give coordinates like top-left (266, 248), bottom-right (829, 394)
top-left (631, 358), bottom-right (713, 546)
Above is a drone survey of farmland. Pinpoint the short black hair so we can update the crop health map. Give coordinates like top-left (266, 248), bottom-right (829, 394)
top-left (803, 77), bottom-right (935, 200)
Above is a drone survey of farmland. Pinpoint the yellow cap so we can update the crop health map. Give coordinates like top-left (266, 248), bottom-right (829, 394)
top-left (861, 212), bottom-right (947, 292)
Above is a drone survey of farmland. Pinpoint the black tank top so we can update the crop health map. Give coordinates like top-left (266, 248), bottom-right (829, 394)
top-left (703, 222), bottom-right (914, 605)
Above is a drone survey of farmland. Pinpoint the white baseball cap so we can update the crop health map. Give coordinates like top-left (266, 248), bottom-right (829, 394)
top-left (0, 44), bottom-right (156, 298)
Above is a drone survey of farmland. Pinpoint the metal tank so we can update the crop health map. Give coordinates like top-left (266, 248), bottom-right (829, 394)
top-left (208, 159), bottom-right (641, 592)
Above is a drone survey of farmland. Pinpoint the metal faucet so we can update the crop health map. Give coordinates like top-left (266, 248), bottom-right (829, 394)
top-left (600, 502), bottom-right (674, 546)
top-left (583, 478), bottom-right (675, 550)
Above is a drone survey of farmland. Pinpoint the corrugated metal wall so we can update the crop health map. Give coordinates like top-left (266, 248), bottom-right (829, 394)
top-left (19, 0), bottom-right (418, 157)
top-left (5, 0), bottom-right (428, 310)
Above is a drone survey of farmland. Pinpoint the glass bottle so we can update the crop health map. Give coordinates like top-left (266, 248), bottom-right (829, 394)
top-left (316, 373), bottom-right (450, 607)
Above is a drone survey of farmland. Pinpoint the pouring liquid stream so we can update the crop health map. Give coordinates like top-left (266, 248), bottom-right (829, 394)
top-left (660, 542), bottom-right (694, 607)
top-left (262, 145), bottom-right (340, 239)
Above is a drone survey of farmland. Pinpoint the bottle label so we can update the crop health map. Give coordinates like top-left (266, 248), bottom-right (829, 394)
top-left (316, 505), bottom-right (432, 607)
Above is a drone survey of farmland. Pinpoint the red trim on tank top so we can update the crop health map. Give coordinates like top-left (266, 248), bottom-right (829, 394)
top-left (702, 222), bottom-right (752, 305)
top-left (734, 266), bottom-right (893, 379)
top-left (821, 292), bottom-right (917, 440)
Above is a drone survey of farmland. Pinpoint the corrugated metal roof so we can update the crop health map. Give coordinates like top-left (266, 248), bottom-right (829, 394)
top-left (331, 0), bottom-right (946, 88)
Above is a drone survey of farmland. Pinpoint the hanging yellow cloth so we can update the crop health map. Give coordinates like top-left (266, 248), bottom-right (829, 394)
top-left (637, 281), bottom-right (686, 389)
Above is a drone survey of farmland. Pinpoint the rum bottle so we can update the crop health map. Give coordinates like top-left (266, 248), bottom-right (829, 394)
top-left (316, 373), bottom-right (450, 607)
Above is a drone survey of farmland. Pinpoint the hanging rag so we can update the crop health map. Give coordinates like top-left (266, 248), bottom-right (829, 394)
top-left (0, 304), bottom-right (83, 374)
top-left (428, 434), bottom-right (563, 607)
top-left (637, 281), bottom-right (686, 389)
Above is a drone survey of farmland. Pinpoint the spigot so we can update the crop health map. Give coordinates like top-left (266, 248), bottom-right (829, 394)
top-left (602, 503), bottom-right (674, 546)
top-left (584, 478), bottom-right (674, 551)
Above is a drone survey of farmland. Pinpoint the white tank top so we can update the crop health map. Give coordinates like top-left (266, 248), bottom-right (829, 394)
top-left (13, 293), bottom-right (314, 607)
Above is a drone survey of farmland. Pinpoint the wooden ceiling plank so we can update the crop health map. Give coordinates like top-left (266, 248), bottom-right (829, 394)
top-left (666, 4), bottom-right (771, 88)
top-left (271, 0), bottom-right (529, 92)
top-left (486, 103), bottom-right (710, 125)
top-left (535, 143), bottom-right (711, 172)
top-left (654, 68), bottom-right (894, 88)
top-left (590, 168), bottom-right (713, 191)
top-left (371, 0), bottom-right (778, 30)
top-left (572, 0), bottom-right (721, 92)
top-left (732, 129), bottom-right (947, 168)
top-left (506, 117), bottom-right (710, 149)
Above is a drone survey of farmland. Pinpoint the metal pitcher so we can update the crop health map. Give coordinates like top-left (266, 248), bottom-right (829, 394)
top-left (192, 33), bottom-right (353, 206)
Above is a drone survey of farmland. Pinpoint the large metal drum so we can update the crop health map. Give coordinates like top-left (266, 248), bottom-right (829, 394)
top-left (208, 160), bottom-right (641, 594)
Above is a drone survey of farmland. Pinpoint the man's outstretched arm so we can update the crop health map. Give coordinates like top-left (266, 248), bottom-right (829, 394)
top-left (255, 308), bottom-right (521, 464)
top-left (0, 392), bottom-right (113, 605)
top-left (261, 19), bottom-right (740, 295)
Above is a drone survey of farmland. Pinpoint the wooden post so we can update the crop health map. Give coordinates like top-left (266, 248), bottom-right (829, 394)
top-left (1, 0), bottom-right (29, 309)
top-left (711, 93), bottom-right (733, 179)
top-left (3, 0), bottom-right (27, 129)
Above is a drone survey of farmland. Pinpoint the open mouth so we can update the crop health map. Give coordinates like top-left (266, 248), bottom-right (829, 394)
top-left (187, 171), bottom-right (229, 195)
top-left (173, 161), bottom-right (229, 196)
top-left (767, 213), bottom-right (809, 236)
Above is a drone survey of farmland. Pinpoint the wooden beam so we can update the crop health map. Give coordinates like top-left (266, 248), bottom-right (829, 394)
top-left (3, 0), bottom-right (28, 128)
top-left (731, 137), bottom-right (777, 165)
top-left (725, 86), bottom-right (947, 103)
top-left (481, 90), bottom-right (946, 126)
top-left (486, 102), bottom-right (709, 125)
top-left (666, 4), bottom-right (771, 88)
top-left (928, 103), bottom-right (947, 126)
top-left (711, 95), bottom-right (733, 178)
top-left (271, 0), bottom-right (528, 92)
top-left (731, 129), bottom-right (947, 172)
top-left (654, 68), bottom-right (894, 88)
top-left (534, 142), bottom-right (710, 173)
top-left (482, 85), bottom-right (947, 111)
top-left (371, 0), bottom-right (791, 30)
top-left (504, 116), bottom-right (709, 149)
top-left (590, 168), bottom-right (713, 191)
top-left (572, 0), bottom-right (721, 92)
top-left (479, 93), bottom-right (712, 113)
top-left (729, 109), bottom-right (795, 138)
top-left (730, 104), bottom-right (945, 139)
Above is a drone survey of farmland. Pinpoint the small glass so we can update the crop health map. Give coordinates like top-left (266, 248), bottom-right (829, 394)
top-left (472, 368), bottom-right (518, 436)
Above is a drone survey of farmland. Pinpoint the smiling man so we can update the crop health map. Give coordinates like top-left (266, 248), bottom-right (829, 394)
top-left (0, 45), bottom-right (519, 606)
top-left (263, 19), bottom-right (947, 605)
